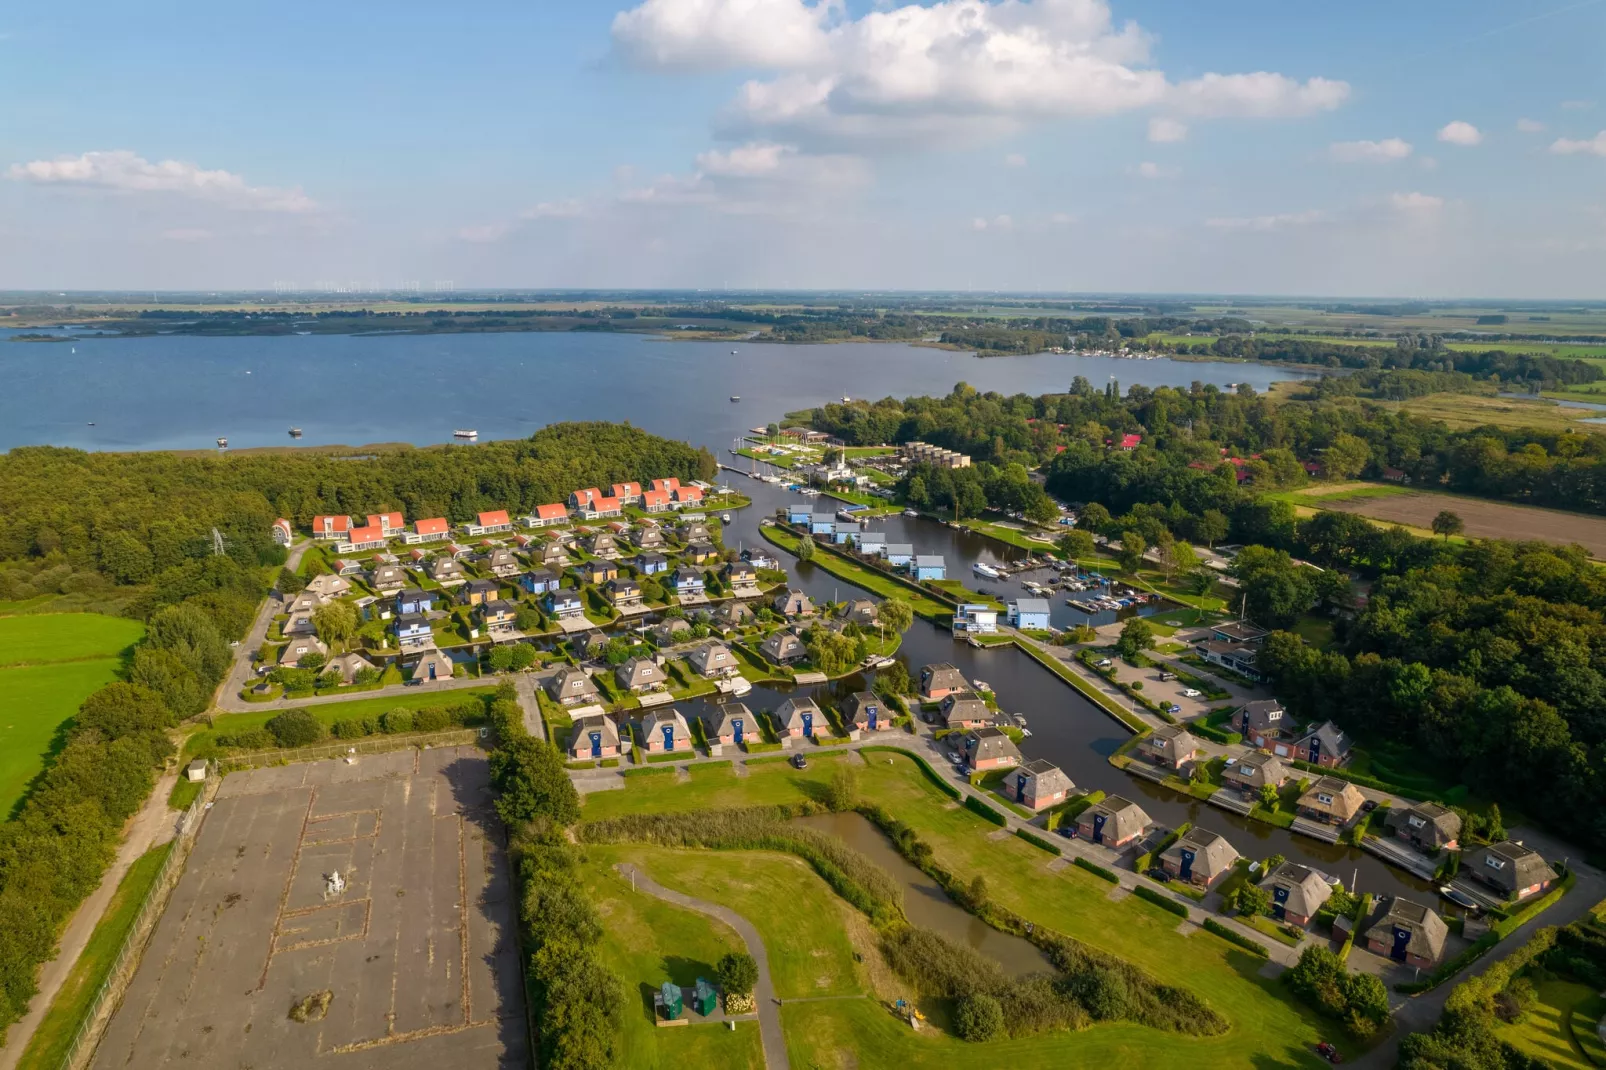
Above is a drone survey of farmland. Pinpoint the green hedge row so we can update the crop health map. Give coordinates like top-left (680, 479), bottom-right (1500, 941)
top-left (1073, 857), bottom-right (1120, 884)
top-left (620, 765), bottom-right (676, 778)
top-left (964, 795), bottom-right (1008, 826)
top-left (1132, 885), bottom-right (1189, 917)
top-left (1015, 828), bottom-right (1062, 855)
top-left (1287, 758), bottom-right (1427, 801)
top-left (1202, 919), bottom-right (1269, 956)
top-left (1190, 722), bottom-right (1242, 746)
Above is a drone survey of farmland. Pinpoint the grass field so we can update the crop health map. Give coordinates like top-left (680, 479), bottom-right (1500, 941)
top-left (1498, 979), bottom-right (1606, 1069)
top-left (579, 750), bottom-right (1333, 1067)
top-left (19, 842), bottom-right (173, 1068)
top-left (0, 613), bottom-right (146, 817)
top-left (187, 687), bottom-right (498, 757)
top-left (1387, 393), bottom-right (1606, 434)
top-left (581, 854), bottom-right (764, 1069)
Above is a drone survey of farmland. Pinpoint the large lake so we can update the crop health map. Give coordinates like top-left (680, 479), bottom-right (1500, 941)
top-left (0, 330), bottom-right (1313, 454)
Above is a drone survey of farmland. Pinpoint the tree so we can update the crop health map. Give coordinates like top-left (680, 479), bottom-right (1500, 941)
top-left (1023, 489), bottom-right (1059, 526)
top-left (873, 659), bottom-right (911, 698)
top-left (716, 952), bottom-right (758, 999)
top-left (1069, 623), bottom-right (1098, 643)
top-left (265, 709), bottom-right (325, 748)
top-left (129, 646), bottom-right (206, 719)
top-left (313, 600), bottom-right (357, 652)
top-left (966, 875), bottom-right (989, 909)
top-left (488, 736), bottom-right (581, 827)
top-left (1056, 528), bottom-right (1094, 562)
top-left (797, 534), bottom-right (815, 562)
top-left (1183, 569), bottom-right (1215, 597)
top-left (805, 628), bottom-right (858, 675)
top-left (953, 992), bottom-right (1003, 1042)
top-left (99, 531), bottom-right (154, 584)
top-left (879, 597), bottom-right (913, 637)
top-left (1115, 617), bottom-right (1155, 660)
top-left (1166, 540), bottom-right (1198, 579)
top-left (1431, 510), bottom-right (1465, 540)
top-left (825, 767), bottom-right (858, 811)
top-left (1117, 530), bottom-right (1147, 574)
top-left (1231, 882), bottom-right (1272, 917)
top-left (1324, 433), bottom-right (1372, 480)
top-left (1078, 502), bottom-right (1112, 534)
top-left (1194, 509), bottom-right (1230, 548)
top-left (277, 567), bottom-right (306, 596)
top-left (1257, 783), bottom-right (1280, 808)
top-left (515, 603), bottom-right (544, 632)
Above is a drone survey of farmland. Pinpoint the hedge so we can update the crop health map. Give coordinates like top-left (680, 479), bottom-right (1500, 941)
top-left (1015, 829), bottom-right (1062, 856)
top-left (1073, 857), bottom-right (1120, 884)
top-left (1337, 894), bottom-right (1371, 963)
top-left (742, 741), bottom-right (782, 754)
top-left (1494, 871), bottom-right (1576, 938)
top-left (1202, 919), bottom-right (1269, 956)
top-left (1190, 722), bottom-right (1242, 746)
top-left (1132, 885), bottom-right (1189, 917)
top-left (864, 745), bottom-right (962, 800)
top-left (1287, 758), bottom-right (1428, 801)
top-left (1395, 871), bottom-right (1575, 993)
top-left (964, 795), bottom-right (1008, 827)
top-left (1134, 822), bottom-right (1191, 875)
top-left (620, 766), bottom-right (677, 778)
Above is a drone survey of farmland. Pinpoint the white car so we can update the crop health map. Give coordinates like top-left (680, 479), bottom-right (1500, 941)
top-left (1181, 688), bottom-right (1202, 698)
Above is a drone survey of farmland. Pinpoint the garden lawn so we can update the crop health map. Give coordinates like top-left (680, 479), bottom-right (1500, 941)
top-left (579, 751), bottom-right (858, 822)
top-left (186, 687), bottom-right (497, 756)
top-left (20, 842), bottom-right (173, 1069)
top-left (0, 613), bottom-right (145, 668)
top-left (0, 659), bottom-right (125, 816)
top-left (580, 852), bottom-right (764, 1070)
top-left (1498, 979), bottom-right (1605, 1069)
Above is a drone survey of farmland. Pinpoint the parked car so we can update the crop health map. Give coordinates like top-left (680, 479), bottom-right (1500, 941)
top-left (1166, 704), bottom-right (1182, 714)
top-left (1157, 671), bottom-right (1176, 681)
top-left (790, 753), bottom-right (808, 770)
top-left (1097, 658), bottom-right (1113, 668)
top-left (1181, 688), bottom-right (1202, 698)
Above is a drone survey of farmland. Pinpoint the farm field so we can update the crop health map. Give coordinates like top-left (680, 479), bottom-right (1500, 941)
top-left (0, 612), bottom-right (145, 816)
top-left (1303, 487), bottom-right (1606, 558)
top-left (1497, 979), bottom-right (1606, 1069)
top-left (1387, 392), bottom-right (1606, 434)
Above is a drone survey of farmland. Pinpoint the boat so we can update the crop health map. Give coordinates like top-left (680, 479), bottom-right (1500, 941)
top-left (86, 422), bottom-right (95, 426)
top-left (903, 509), bottom-right (919, 518)
top-left (722, 513), bottom-right (733, 523)
top-left (730, 395), bottom-right (741, 402)
top-left (840, 395), bottom-right (852, 403)
top-left (972, 680), bottom-right (993, 691)
top-left (973, 562), bottom-right (1003, 580)
top-left (1439, 885), bottom-right (1481, 910)
top-left (453, 428), bottom-right (479, 439)
top-left (731, 350), bottom-right (738, 355)
top-left (216, 437), bottom-right (228, 449)
top-left (1019, 728), bottom-right (1033, 738)
top-left (288, 427), bottom-right (303, 438)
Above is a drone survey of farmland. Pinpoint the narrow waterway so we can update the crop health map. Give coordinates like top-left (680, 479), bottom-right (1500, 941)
top-left (795, 811), bottom-right (1056, 977)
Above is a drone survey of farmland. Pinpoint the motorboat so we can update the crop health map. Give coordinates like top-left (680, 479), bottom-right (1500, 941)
top-left (973, 562), bottom-right (1003, 580)
top-left (216, 437), bottom-right (228, 449)
top-left (453, 428), bottom-right (479, 439)
top-left (1439, 886), bottom-right (1481, 911)
top-left (972, 680), bottom-right (992, 691)
top-left (730, 395), bottom-right (741, 402)
top-left (289, 427), bottom-right (303, 438)
top-left (722, 513), bottom-right (733, 523)
top-left (903, 509), bottom-right (919, 517)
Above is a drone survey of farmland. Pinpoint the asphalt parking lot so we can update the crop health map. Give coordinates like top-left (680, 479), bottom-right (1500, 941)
top-left (93, 747), bottom-right (528, 1070)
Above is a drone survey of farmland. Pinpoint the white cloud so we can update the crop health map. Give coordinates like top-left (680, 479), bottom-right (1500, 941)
top-left (1049, 211), bottom-right (1075, 224)
top-left (1003, 152), bottom-right (1027, 167)
top-left (1205, 209), bottom-right (1326, 231)
top-left (1135, 160), bottom-right (1170, 179)
top-left (697, 142), bottom-right (790, 176)
top-left (1551, 132), bottom-right (1606, 157)
top-left (518, 199), bottom-right (588, 219)
top-left (1390, 191), bottom-right (1444, 211)
top-left (6, 150), bottom-right (316, 212)
top-left (1437, 121), bottom-right (1482, 146)
top-left (618, 0), bottom-right (1348, 145)
top-left (1147, 117), bottom-right (1187, 143)
top-left (1517, 118), bottom-right (1546, 133)
top-left (1562, 100), bottom-right (1594, 110)
top-left (1328, 138), bottom-right (1412, 163)
top-left (971, 214), bottom-right (1014, 230)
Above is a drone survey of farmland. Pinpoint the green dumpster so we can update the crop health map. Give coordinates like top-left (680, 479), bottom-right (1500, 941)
top-left (692, 977), bottom-right (718, 1016)
top-left (660, 981), bottom-right (683, 1019)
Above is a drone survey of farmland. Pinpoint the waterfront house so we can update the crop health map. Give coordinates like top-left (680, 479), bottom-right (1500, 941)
top-left (652, 617), bottom-right (692, 645)
top-left (1137, 724), bottom-right (1203, 772)
top-left (1007, 598), bottom-right (1052, 631)
top-left (638, 707), bottom-right (692, 753)
top-left (461, 578), bottom-right (500, 607)
top-left (521, 568), bottom-right (560, 596)
top-left (1466, 841), bottom-right (1559, 902)
top-left (879, 544), bottom-right (912, 569)
top-left (370, 564), bottom-right (407, 592)
top-left (677, 521), bottom-right (712, 545)
top-left (634, 552), bottom-right (670, 576)
top-left (272, 518), bottom-right (293, 546)
top-left (672, 485), bottom-right (704, 507)
top-left (857, 531), bottom-right (887, 555)
top-left (723, 561), bottom-right (761, 597)
top-left (636, 527), bottom-right (668, 550)
top-left (952, 603), bottom-right (998, 635)
top-left (546, 665), bottom-right (601, 706)
top-left (709, 600), bottom-right (754, 631)
top-left (919, 662), bottom-right (968, 701)
top-left (786, 505), bottom-right (812, 525)
top-left (671, 566), bottom-right (706, 601)
top-left (395, 613), bottom-right (433, 650)
top-left (910, 555), bottom-right (947, 581)
top-left (1266, 862), bottom-right (1333, 926)
top-left (774, 589), bottom-right (815, 618)
top-left (1193, 640), bottom-right (1265, 682)
top-left (311, 514), bottom-right (351, 541)
top-left (641, 489), bottom-right (672, 513)
top-left (367, 511), bottom-right (405, 537)
top-left (305, 573), bottom-right (353, 599)
top-left (523, 503), bottom-right (569, 528)
top-left (478, 599), bottom-right (519, 636)
top-left (651, 477), bottom-right (682, 495)
top-left (963, 726), bottom-right (1022, 771)
top-left (540, 540), bottom-right (571, 567)
top-left (1364, 897), bottom-right (1449, 967)
top-left (687, 641), bottom-right (737, 678)
top-left (1211, 620), bottom-right (1269, 645)
top-left (284, 613), bottom-right (318, 637)
top-left (839, 598), bottom-right (878, 626)
top-left (616, 655), bottom-right (664, 693)
top-left (704, 703), bottom-right (752, 747)
top-left (833, 521), bottom-right (860, 545)
top-left (396, 588), bottom-right (435, 615)
top-left (1296, 776), bottom-right (1365, 825)
top-left (760, 630), bottom-right (807, 665)
top-left (1008, 760), bottom-right (1073, 811)
top-left (1160, 827), bottom-right (1240, 888)
top-left (772, 697), bottom-right (822, 739)
top-left (324, 651), bottom-right (377, 685)
top-left (332, 558), bottom-right (363, 577)
top-left (1386, 803), bottom-right (1462, 853)
top-left (684, 541), bottom-right (720, 564)
top-left (429, 557), bottom-right (466, 585)
top-left (939, 691), bottom-right (993, 730)
top-left (1293, 720), bottom-right (1353, 768)
top-left (575, 560), bottom-right (618, 585)
top-left (465, 510), bottom-right (514, 537)
top-left (1075, 795), bottom-right (1150, 848)
top-left (606, 576), bottom-right (643, 610)
top-left (569, 713), bottom-right (621, 760)
top-left (580, 631), bottom-right (613, 661)
top-left (610, 481), bottom-right (643, 504)
top-left (1237, 700), bottom-right (1290, 749)
top-left (407, 650), bottom-right (454, 683)
top-left (545, 590), bottom-right (585, 621)
top-left (842, 691), bottom-right (892, 732)
top-left (405, 517), bottom-right (451, 545)
top-left (809, 513), bottom-right (837, 536)
top-left (1221, 752), bottom-right (1289, 797)
top-left (585, 532), bottom-right (621, 559)
top-left (278, 636), bottom-right (329, 668)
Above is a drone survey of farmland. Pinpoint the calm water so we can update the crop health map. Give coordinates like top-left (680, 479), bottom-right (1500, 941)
top-left (0, 330), bottom-right (1312, 454)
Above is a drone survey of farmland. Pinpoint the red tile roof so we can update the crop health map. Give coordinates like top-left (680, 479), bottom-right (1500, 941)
top-left (593, 496), bottom-right (623, 512)
top-left (641, 489), bottom-right (670, 508)
top-left (535, 503), bottom-right (567, 521)
top-left (673, 486), bottom-right (703, 502)
top-left (478, 510), bottom-right (511, 527)
top-left (368, 511), bottom-right (404, 530)
top-left (572, 488), bottom-right (600, 504)
top-left (1118, 434), bottom-right (1142, 450)
top-left (346, 525), bottom-right (385, 543)
top-left (313, 514), bottom-right (351, 533)
top-left (611, 482), bottom-right (642, 498)
top-left (651, 477), bottom-right (682, 493)
top-left (414, 517), bottom-right (449, 535)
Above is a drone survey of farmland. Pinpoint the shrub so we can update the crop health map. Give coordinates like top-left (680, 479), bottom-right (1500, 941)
top-left (380, 709), bottom-right (414, 734)
top-left (265, 709), bottom-right (325, 748)
top-left (488, 736), bottom-right (581, 827)
top-left (1202, 918), bottom-right (1268, 956)
top-left (413, 706), bottom-right (450, 733)
top-left (716, 951), bottom-right (758, 999)
top-left (1074, 964), bottom-right (1133, 1020)
top-left (1073, 857), bottom-right (1119, 883)
top-left (1132, 885), bottom-right (1189, 917)
top-left (825, 767), bottom-right (859, 811)
top-left (332, 718), bottom-right (369, 740)
top-left (954, 992), bottom-right (1004, 1042)
top-left (963, 795), bottom-right (1007, 826)
top-left (1014, 829), bottom-right (1061, 855)
top-left (1284, 945), bottom-right (1391, 1036)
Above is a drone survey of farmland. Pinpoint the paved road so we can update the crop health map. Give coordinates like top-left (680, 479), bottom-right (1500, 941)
top-left (515, 674), bottom-right (546, 740)
top-left (214, 539), bottom-right (311, 709)
top-left (0, 771), bottom-right (182, 1070)
top-left (614, 862), bottom-right (790, 1070)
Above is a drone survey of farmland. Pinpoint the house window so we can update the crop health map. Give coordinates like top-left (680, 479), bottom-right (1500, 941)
top-left (1317, 793), bottom-right (1334, 805)
top-left (1485, 856), bottom-right (1506, 870)
top-left (1268, 711), bottom-right (1281, 721)
top-left (1407, 815), bottom-right (1426, 828)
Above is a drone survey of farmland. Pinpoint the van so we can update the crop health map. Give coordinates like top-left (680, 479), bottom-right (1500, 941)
top-left (1157, 671), bottom-right (1176, 681)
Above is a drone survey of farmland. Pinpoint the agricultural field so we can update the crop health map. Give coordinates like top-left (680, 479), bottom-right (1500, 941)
top-left (0, 613), bottom-right (145, 816)
top-left (1497, 979), bottom-right (1606, 1069)
top-left (1292, 484), bottom-right (1606, 558)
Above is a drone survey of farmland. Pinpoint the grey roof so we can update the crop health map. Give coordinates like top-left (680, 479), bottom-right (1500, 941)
top-left (842, 691), bottom-right (882, 722)
top-left (1224, 752), bottom-right (1289, 789)
top-left (606, 576), bottom-right (642, 596)
top-left (652, 617), bottom-right (692, 642)
top-left (712, 600), bottom-right (754, 625)
top-left (546, 665), bottom-right (600, 701)
top-left (1020, 759), bottom-right (1074, 795)
top-left (1079, 795), bottom-right (1151, 841)
top-left (398, 586), bottom-right (432, 603)
top-left (1142, 724), bottom-right (1201, 757)
top-left (1214, 620), bottom-right (1269, 641)
top-left (1266, 862), bottom-right (1334, 918)
top-left (570, 713), bottom-right (620, 751)
top-left (464, 578), bottom-right (498, 593)
top-left (723, 561), bottom-right (757, 579)
top-left (1364, 896), bottom-right (1449, 961)
top-left (773, 697), bottom-right (821, 731)
top-left (1297, 719), bottom-right (1353, 758)
top-left (858, 530), bottom-right (886, 541)
top-left (1298, 776), bottom-right (1365, 820)
top-left (704, 702), bottom-right (752, 737)
top-left (687, 641), bottom-right (735, 675)
top-left (761, 631), bottom-right (806, 660)
top-left (1238, 700), bottom-right (1287, 733)
top-left (1386, 803), bottom-right (1462, 841)
top-left (964, 726), bottom-right (1022, 764)
top-left (1470, 841), bottom-right (1558, 892)
top-left (1011, 598), bottom-right (1051, 614)
top-left (774, 588), bottom-right (814, 614)
top-left (639, 706), bottom-right (691, 743)
top-left (940, 690), bottom-right (992, 727)
top-left (524, 567), bottom-right (558, 583)
top-left (672, 566), bottom-right (705, 585)
top-left (810, 512), bottom-right (838, 524)
top-left (885, 543), bottom-right (915, 557)
top-left (920, 662), bottom-right (968, 693)
top-left (1160, 826), bottom-right (1240, 880)
top-left (913, 555), bottom-right (945, 568)
top-left (616, 656), bottom-right (663, 689)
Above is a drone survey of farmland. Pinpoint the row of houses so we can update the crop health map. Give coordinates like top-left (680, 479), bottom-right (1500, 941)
top-left (953, 598), bottom-right (1052, 634)
top-left (899, 441), bottom-right (972, 469)
top-left (562, 692), bottom-right (902, 758)
top-left (783, 507), bottom-right (948, 581)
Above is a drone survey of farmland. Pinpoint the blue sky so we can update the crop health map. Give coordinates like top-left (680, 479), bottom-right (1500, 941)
top-left (3, 0), bottom-right (1605, 296)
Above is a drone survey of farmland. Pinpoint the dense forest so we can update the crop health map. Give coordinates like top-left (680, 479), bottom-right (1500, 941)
top-left (0, 423), bottom-right (716, 607)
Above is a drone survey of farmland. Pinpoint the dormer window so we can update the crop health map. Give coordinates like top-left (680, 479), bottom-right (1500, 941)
top-left (1407, 815), bottom-right (1426, 828)
top-left (1486, 856), bottom-right (1506, 870)
top-left (1317, 793), bottom-right (1334, 805)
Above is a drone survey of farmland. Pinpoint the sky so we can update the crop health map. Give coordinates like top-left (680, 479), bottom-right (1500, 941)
top-left (2, 0), bottom-right (1605, 297)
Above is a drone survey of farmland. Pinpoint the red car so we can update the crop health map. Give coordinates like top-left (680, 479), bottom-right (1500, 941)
top-left (1317, 1041), bottom-right (1343, 1064)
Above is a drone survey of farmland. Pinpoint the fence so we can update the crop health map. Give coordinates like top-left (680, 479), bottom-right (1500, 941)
top-left (59, 777), bottom-right (212, 1070)
top-left (215, 727), bottom-right (483, 771)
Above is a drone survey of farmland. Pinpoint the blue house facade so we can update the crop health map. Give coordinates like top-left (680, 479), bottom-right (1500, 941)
top-left (396, 588), bottom-right (434, 615)
top-left (833, 521), bottom-right (860, 545)
top-left (546, 591), bottom-right (585, 618)
top-left (857, 531), bottom-right (887, 555)
top-left (884, 543), bottom-right (915, 567)
top-left (520, 569), bottom-right (559, 595)
top-left (672, 567), bottom-right (705, 597)
top-left (787, 505), bottom-right (812, 525)
top-left (635, 553), bottom-right (670, 575)
top-left (809, 513), bottom-right (837, 536)
top-left (1008, 598), bottom-right (1052, 630)
top-left (911, 555), bottom-right (947, 581)
top-left (395, 613), bottom-right (432, 648)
